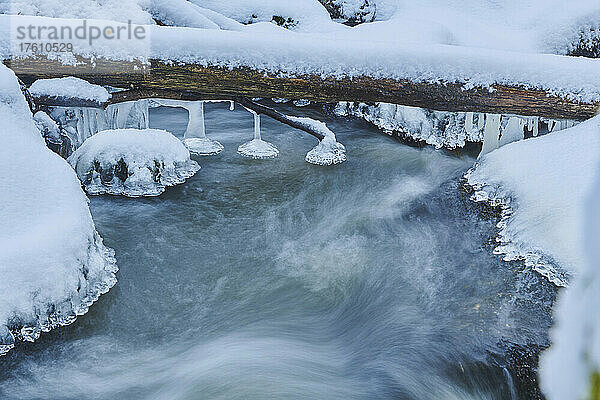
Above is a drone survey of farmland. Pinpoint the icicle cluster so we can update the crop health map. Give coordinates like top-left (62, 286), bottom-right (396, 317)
top-left (48, 100), bottom-right (150, 153)
top-left (335, 102), bottom-right (578, 151)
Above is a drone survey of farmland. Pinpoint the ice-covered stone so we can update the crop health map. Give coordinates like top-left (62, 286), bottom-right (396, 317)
top-left (68, 129), bottom-right (200, 197)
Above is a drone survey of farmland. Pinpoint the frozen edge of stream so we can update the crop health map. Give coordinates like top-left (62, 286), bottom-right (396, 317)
top-left (1, 233), bottom-right (118, 357)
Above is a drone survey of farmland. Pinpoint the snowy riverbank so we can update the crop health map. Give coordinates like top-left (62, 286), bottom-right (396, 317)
top-left (0, 65), bottom-right (117, 356)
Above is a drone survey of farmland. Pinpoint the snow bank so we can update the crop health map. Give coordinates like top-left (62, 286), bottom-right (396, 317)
top-left (541, 160), bottom-right (600, 400)
top-left (465, 116), bottom-right (600, 285)
top-left (29, 77), bottom-right (111, 104)
top-left (68, 129), bottom-right (200, 197)
top-left (331, 0), bottom-right (599, 55)
top-left (0, 64), bottom-right (117, 356)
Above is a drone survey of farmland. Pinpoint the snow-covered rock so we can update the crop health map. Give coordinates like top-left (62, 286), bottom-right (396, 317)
top-left (68, 129), bottom-right (200, 197)
top-left (0, 64), bottom-right (117, 356)
top-left (465, 115), bottom-right (600, 285)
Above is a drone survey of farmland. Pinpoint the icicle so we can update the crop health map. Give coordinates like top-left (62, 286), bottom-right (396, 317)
top-left (229, 101), bottom-right (235, 111)
top-left (464, 112), bottom-right (474, 134)
top-left (183, 101), bottom-right (224, 156)
top-left (527, 117), bottom-right (534, 131)
top-left (477, 113), bottom-right (486, 130)
top-left (479, 114), bottom-right (501, 158)
top-left (498, 116), bottom-right (525, 147)
top-left (237, 111), bottom-right (279, 159)
top-left (532, 117), bottom-right (539, 137)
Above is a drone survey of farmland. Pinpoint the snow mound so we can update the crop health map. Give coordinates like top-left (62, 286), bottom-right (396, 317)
top-left (465, 115), bottom-right (600, 285)
top-left (191, 0), bottom-right (336, 32)
top-left (0, 64), bottom-right (117, 356)
top-left (68, 129), bottom-right (200, 197)
top-left (29, 77), bottom-right (111, 104)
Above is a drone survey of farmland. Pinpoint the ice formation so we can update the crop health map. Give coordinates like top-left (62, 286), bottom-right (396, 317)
top-left (498, 117), bottom-right (526, 148)
top-left (335, 102), bottom-right (578, 151)
top-left (479, 114), bottom-right (502, 157)
top-left (334, 102), bottom-right (484, 149)
top-left (0, 64), bottom-right (117, 357)
top-left (238, 111), bottom-right (279, 159)
top-left (152, 99), bottom-right (224, 156)
top-left (287, 116), bottom-right (346, 165)
top-left (48, 100), bottom-right (149, 152)
top-left (541, 154), bottom-right (600, 400)
top-left (29, 77), bottom-right (111, 104)
top-left (33, 111), bottom-right (61, 145)
top-left (465, 115), bottom-right (600, 286)
top-left (68, 129), bottom-right (200, 197)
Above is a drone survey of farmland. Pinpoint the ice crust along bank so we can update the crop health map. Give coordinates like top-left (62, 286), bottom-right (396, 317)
top-left (465, 115), bottom-right (600, 285)
top-left (0, 64), bottom-right (117, 356)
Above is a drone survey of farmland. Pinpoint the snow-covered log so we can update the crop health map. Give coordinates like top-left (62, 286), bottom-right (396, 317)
top-left (68, 129), bottom-right (200, 197)
top-left (9, 56), bottom-right (598, 121)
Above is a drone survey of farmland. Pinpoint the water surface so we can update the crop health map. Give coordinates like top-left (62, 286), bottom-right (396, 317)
top-left (0, 103), bottom-right (555, 399)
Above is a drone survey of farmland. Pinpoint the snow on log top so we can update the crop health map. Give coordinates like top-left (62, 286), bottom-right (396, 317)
top-left (1, 15), bottom-right (600, 105)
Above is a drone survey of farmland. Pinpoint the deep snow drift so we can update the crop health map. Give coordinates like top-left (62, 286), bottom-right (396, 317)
top-left (465, 115), bottom-right (600, 285)
top-left (68, 128), bottom-right (200, 197)
top-left (0, 64), bottom-right (117, 356)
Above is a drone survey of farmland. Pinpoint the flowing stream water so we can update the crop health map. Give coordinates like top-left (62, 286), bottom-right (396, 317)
top-left (0, 103), bottom-right (556, 399)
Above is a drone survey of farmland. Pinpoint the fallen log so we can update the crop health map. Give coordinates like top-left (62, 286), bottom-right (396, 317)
top-left (6, 57), bottom-right (599, 120)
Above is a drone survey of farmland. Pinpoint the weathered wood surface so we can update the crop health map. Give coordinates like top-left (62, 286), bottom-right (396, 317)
top-left (6, 56), bottom-right (599, 120)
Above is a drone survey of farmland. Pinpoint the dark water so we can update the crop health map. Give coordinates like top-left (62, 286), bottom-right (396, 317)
top-left (0, 103), bottom-right (555, 399)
